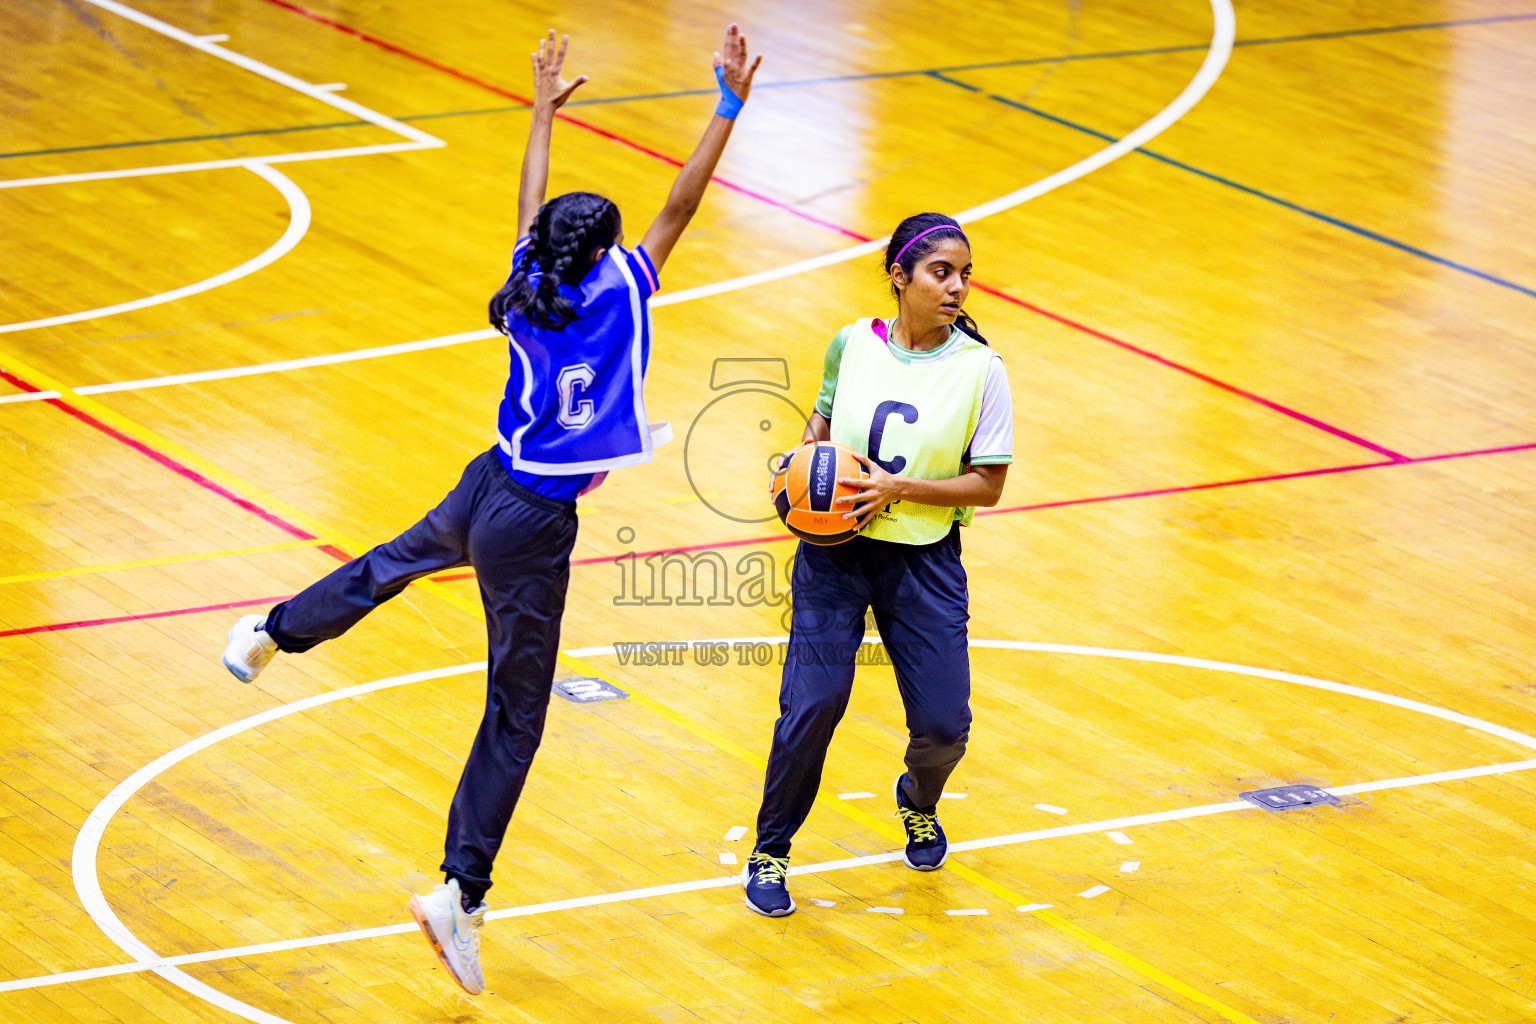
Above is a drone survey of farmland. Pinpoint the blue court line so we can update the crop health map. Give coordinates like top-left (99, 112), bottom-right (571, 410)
top-left (4, 11), bottom-right (1532, 164)
top-left (926, 72), bottom-right (1536, 301)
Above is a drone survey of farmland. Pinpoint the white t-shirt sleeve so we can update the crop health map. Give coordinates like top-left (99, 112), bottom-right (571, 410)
top-left (968, 355), bottom-right (1013, 465)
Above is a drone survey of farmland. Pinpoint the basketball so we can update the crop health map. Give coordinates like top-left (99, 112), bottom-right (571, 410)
top-left (768, 441), bottom-right (869, 545)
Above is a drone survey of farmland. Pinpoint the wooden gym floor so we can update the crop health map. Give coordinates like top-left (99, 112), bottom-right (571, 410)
top-left (3, 0), bottom-right (1536, 1020)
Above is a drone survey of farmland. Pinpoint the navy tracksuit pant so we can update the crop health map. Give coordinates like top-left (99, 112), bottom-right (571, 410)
top-left (755, 523), bottom-right (972, 858)
top-left (263, 448), bottom-right (578, 905)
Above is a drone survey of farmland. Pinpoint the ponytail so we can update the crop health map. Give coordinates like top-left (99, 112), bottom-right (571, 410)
top-left (953, 311), bottom-right (988, 346)
top-left (488, 239), bottom-right (538, 333)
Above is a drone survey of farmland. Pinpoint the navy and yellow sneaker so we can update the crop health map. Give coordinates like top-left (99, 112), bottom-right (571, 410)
top-left (894, 773), bottom-right (948, 870)
top-left (741, 851), bottom-right (795, 917)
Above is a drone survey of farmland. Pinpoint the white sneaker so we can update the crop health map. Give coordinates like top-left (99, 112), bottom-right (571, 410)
top-left (408, 879), bottom-right (486, 995)
top-left (221, 614), bottom-right (276, 683)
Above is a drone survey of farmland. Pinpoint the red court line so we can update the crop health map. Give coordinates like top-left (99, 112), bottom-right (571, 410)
top-left (0, 595), bottom-right (287, 639)
top-left (254, 0), bottom-right (864, 242)
top-left (965, 282), bottom-right (1410, 462)
top-left (1399, 440), bottom-right (1536, 465)
top-left (0, 368), bottom-right (353, 564)
top-left (978, 461), bottom-right (1393, 516)
top-left (491, 440), bottom-right (1536, 576)
top-left (10, 440), bottom-right (1534, 639)
top-left (253, 0), bottom-right (1404, 463)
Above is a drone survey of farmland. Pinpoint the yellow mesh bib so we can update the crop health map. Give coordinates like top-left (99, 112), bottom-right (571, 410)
top-left (828, 318), bottom-right (992, 545)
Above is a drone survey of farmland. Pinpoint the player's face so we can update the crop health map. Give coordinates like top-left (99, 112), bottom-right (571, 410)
top-left (903, 238), bottom-right (972, 324)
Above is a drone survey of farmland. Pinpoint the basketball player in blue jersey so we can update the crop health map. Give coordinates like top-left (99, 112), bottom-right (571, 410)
top-left (220, 26), bottom-right (761, 992)
top-left (742, 213), bottom-right (1014, 916)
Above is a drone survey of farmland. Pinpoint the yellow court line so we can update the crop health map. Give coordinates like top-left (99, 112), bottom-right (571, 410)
top-left (3, 342), bottom-right (1259, 1023)
top-left (0, 539), bottom-right (328, 586)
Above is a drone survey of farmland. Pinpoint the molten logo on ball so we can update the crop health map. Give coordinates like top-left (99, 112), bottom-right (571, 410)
top-left (769, 441), bottom-right (868, 546)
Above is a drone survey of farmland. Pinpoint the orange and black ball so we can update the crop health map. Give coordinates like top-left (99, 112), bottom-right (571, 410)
top-left (768, 441), bottom-right (868, 546)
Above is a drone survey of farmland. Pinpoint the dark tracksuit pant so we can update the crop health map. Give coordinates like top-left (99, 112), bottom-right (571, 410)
top-left (755, 523), bottom-right (971, 858)
top-left (263, 448), bottom-right (578, 905)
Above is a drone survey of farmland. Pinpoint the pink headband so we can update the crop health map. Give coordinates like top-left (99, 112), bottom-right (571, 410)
top-left (891, 224), bottom-right (962, 268)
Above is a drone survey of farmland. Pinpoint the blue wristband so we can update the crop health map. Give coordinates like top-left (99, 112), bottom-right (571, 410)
top-left (714, 65), bottom-right (744, 120)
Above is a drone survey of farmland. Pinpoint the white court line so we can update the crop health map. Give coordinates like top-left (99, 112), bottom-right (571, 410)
top-left (67, 662), bottom-right (484, 1024)
top-left (967, 639), bottom-right (1536, 752)
top-left (46, 0), bottom-right (1222, 1014)
top-left (0, 390), bottom-right (61, 405)
top-left (0, 0), bottom-right (445, 192)
top-left (635, 0), bottom-right (1238, 308)
top-left (41, 635), bottom-right (1536, 1006)
top-left (0, 163), bottom-right (310, 335)
top-left (0, 0), bottom-right (1234, 390)
top-left (16, 753), bottom-right (1536, 995)
top-left (0, 142), bottom-right (438, 191)
top-left (0, 0), bottom-right (446, 343)
top-left (75, 330), bottom-right (497, 395)
top-left (81, 0), bottom-right (434, 145)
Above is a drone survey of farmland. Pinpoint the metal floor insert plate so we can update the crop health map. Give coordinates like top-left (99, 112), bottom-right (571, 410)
top-left (1239, 784), bottom-right (1341, 811)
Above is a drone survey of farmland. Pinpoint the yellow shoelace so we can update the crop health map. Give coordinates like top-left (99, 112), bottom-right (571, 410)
top-left (746, 851), bottom-right (790, 883)
top-left (896, 806), bottom-right (939, 843)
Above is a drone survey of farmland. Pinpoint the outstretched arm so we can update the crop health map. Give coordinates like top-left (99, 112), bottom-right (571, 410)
top-left (639, 24), bottom-right (762, 272)
top-left (517, 30), bottom-right (588, 239)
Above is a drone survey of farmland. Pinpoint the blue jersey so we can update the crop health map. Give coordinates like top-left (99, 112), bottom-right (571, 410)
top-left (495, 238), bottom-right (669, 498)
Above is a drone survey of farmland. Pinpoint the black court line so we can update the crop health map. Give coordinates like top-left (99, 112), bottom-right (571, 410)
top-left (4, 11), bottom-right (1532, 164)
top-left (926, 72), bottom-right (1536, 302)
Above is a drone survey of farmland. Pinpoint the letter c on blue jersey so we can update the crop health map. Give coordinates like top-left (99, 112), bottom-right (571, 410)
top-left (868, 400), bottom-right (918, 474)
top-left (557, 363), bottom-right (597, 428)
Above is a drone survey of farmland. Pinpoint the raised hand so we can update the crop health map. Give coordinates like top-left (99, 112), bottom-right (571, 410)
top-left (714, 23), bottom-right (762, 102)
top-left (637, 23), bottom-right (764, 271)
top-left (531, 29), bottom-right (587, 111)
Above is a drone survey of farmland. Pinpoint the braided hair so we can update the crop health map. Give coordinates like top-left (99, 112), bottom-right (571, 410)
top-left (883, 212), bottom-right (988, 345)
top-left (490, 191), bottom-right (622, 332)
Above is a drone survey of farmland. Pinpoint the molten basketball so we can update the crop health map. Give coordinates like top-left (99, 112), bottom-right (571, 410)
top-left (768, 441), bottom-right (869, 545)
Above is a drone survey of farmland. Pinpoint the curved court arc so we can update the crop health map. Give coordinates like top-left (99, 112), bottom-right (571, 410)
top-left (70, 637), bottom-right (1536, 1023)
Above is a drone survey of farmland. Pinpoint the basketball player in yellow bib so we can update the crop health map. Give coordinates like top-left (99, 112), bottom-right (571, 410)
top-left (742, 213), bottom-right (1014, 915)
